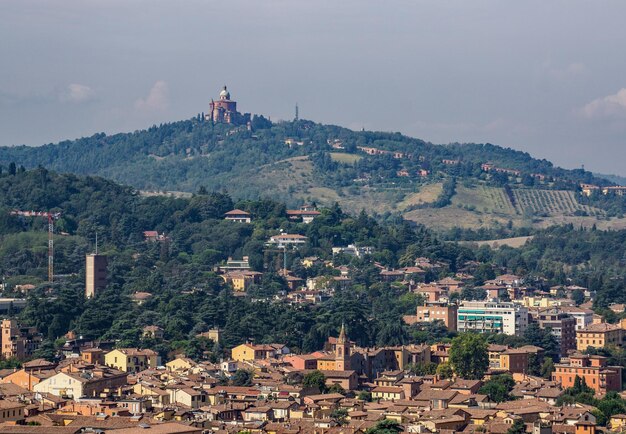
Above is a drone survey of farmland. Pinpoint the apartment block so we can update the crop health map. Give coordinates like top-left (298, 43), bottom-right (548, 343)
top-left (553, 353), bottom-right (622, 393)
top-left (457, 301), bottom-right (528, 336)
top-left (1, 319), bottom-right (42, 361)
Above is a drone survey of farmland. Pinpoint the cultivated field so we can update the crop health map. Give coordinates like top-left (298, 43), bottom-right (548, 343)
top-left (470, 236), bottom-right (534, 248)
top-left (512, 189), bottom-right (599, 216)
top-left (398, 183), bottom-right (443, 210)
top-left (329, 152), bottom-right (363, 164)
top-left (451, 185), bottom-right (516, 214)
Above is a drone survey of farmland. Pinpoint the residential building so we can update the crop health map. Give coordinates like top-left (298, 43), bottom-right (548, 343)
top-left (104, 348), bottom-right (160, 373)
top-left (553, 353), bottom-right (622, 393)
top-left (499, 349), bottom-right (530, 374)
top-left (143, 231), bottom-right (167, 242)
top-left (561, 307), bottom-right (594, 331)
top-left (220, 271), bottom-right (262, 292)
top-left (0, 399), bottom-right (25, 424)
top-left (576, 323), bottom-right (624, 351)
top-left (166, 357), bottom-right (197, 372)
top-left (85, 253), bottom-right (107, 299)
top-left (81, 348), bottom-right (105, 365)
top-left (215, 257), bottom-right (251, 272)
top-left (196, 328), bottom-right (221, 343)
top-left (142, 325), bottom-right (164, 340)
top-left (168, 385), bottom-right (207, 409)
top-left (331, 244), bottom-right (374, 258)
top-left (0, 298), bottom-right (26, 314)
top-left (372, 386), bottom-right (405, 400)
top-left (379, 269), bottom-right (405, 282)
top-left (286, 206), bottom-right (321, 224)
top-left (404, 302), bottom-right (457, 331)
top-left (457, 301), bottom-right (529, 336)
top-left (535, 308), bottom-right (577, 356)
top-left (1, 359), bottom-right (56, 390)
top-left (224, 209), bottom-right (252, 223)
top-left (437, 277), bottom-right (464, 294)
top-left (488, 344), bottom-right (508, 369)
top-left (321, 370), bottom-right (359, 390)
top-left (414, 284), bottom-right (447, 302)
top-left (267, 234), bottom-right (308, 248)
top-left (1, 319), bottom-right (42, 361)
top-left (33, 366), bottom-right (128, 398)
top-left (283, 354), bottom-right (319, 370)
top-left (231, 343), bottom-right (289, 362)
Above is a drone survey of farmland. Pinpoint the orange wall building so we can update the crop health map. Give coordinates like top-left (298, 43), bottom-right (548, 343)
top-left (552, 353), bottom-right (622, 393)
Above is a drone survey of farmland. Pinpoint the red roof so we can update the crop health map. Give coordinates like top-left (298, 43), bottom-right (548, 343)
top-left (225, 209), bottom-right (251, 216)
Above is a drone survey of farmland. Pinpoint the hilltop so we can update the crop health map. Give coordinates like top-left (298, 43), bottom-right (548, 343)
top-left (1, 117), bottom-right (625, 230)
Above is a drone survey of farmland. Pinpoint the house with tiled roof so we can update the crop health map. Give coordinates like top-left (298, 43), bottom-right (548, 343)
top-left (224, 209), bottom-right (252, 223)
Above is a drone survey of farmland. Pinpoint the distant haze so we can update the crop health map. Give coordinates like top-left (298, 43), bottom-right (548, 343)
top-left (1, 1), bottom-right (626, 175)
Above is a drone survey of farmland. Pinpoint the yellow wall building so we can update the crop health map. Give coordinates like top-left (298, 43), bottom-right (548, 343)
top-left (104, 348), bottom-right (160, 373)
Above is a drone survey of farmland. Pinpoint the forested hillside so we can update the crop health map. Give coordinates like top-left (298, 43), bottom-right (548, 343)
top-left (1, 117), bottom-right (624, 228)
top-left (1, 168), bottom-right (626, 362)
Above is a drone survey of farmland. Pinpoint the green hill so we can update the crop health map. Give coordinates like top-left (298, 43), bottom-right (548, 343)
top-left (1, 117), bottom-right (624, 229)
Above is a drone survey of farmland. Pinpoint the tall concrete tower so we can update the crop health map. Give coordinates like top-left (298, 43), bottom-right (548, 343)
top-left (85, 254), bottom-right (107, 298)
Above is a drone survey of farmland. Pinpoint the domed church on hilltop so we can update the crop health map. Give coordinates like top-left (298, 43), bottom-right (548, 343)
top-left (205, 85), bottom-right (251, 126)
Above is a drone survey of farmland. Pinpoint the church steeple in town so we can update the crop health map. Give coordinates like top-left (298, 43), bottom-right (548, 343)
top-left (335, 322), bottom-right (350, 371)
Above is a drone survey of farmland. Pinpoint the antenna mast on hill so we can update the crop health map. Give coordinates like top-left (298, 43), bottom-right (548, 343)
top-left (9, 210), bottom-right (60, 283)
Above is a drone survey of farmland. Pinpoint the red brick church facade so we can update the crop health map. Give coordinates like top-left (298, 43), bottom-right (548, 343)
top-left (206, 86), bottom-right (250, 125)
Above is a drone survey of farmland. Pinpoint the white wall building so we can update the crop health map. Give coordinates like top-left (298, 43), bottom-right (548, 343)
top-left (560, 306), bottom-right (594, 331)
top-left (457, 301), bottom-right (528, 336)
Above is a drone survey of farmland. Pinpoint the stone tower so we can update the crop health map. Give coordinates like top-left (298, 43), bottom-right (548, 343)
top-left (335, 322), bottom-right (351, 371)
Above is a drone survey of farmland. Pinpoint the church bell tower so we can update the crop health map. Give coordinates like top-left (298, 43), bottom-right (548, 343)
top-left (335, 322), bottom-right (351, 371)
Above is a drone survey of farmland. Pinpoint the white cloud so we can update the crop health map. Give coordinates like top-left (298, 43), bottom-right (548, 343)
top-left (60, 83), bottom-right (95, 103)
top-left (580, 88), bottom-right (626, 119)
top-left (135, 80), bottom-right (169, 112)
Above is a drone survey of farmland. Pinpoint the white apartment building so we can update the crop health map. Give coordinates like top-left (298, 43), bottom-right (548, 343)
top-left (457, 301), bottom-right (529, 336)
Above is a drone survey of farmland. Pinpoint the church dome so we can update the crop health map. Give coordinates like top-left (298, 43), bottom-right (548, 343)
top-left (219, 86), bottom-right (230, 100)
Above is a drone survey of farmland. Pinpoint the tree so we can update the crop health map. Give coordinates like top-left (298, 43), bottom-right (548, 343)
top-left (524, 323), bottom-right (559, 361)
top-left (571, 375), bottom-right (594, 395)
top-left (358, 391), bottom-right (372, 402)
top-left (231, 369), bottom-right (253, 387)
top-left (540, 357), bottom-right (555, 379)
top-left (506, 418), bottom-right (526, 434)
top-left (436, 362), bottom-right (454, 379)
top-left (591, 409), bottom-right (607, 427)
top-left (331, 408), bottom-right (348, 425)
top-left (31, 339), bottom-right (57, 362)
top-left (302, 370), bottom-right (326, 392)
top-left (571, 289), bottom-right (585, 306)
top-left (479, 374), bottom-right (515, 403)
top-left (449, 333), bottom-right (489, 380)
top-left (365, 419), bottom-right (403, 434)
top-left (328, 383), bottom-right (345, 395)
top-left (597, 396), bottom-right (626, 424)
top-left (407, 362), bottom-right (438, 376)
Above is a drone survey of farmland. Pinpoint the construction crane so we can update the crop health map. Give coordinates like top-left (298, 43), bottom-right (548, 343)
top-left (9, 210), bottom-right (61, 283)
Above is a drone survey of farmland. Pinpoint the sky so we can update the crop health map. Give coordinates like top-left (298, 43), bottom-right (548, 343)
top-left (1, 1), bottom-right (626, 175)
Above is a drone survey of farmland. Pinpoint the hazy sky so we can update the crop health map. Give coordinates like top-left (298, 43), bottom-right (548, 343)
top-left (1, 1), bottom-right (626, 175)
